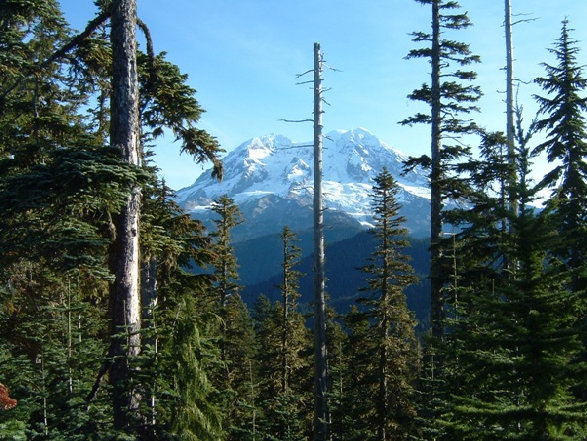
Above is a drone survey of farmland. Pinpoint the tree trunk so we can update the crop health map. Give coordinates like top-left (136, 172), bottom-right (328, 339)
top-left (141, 258), bottom-right (158, 431)
top-left (109, 0), bottom-right (142, 431)
top-left (282, 235), bottom-right (289, 395)
top-left (505, 0), bottom-right (518, 211)
top-left (313, 41), bottom-right (329, 441)
top-left (505, 0), bottom-right (519, 227)
top-left (378, 211), bottom-right (389, 441)
top-left (430, 0), bottom-right (443, 341)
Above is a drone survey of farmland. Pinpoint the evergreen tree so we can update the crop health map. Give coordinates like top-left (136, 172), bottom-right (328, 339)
top-left (137, 177), bottom-right (224, 441)
top-left (353, 168), bottom-right (419, 440)
top-left (401, 0), bottom-right (481, 341)
top-left (342, 306), bottom-right (377, 441)
top-left (441, 134), bottom-right (587, 440)
top-left (210, 195), bottom-right (244, 359)
top-left (208, 195), bottom-right (258, 440)
top-left (0, 1), bottom-right (224, 437)
top-left (251, 228), bottom-right (312, 441)
top-left (534, 20), bottom-right (587, 296)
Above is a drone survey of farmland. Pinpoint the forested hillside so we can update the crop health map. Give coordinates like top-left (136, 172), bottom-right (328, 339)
top-left (0, 1), bottom-right (585, 440)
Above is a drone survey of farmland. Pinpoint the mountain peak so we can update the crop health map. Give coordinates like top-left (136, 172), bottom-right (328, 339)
top-left (176, 129), bottom-right (430, 237)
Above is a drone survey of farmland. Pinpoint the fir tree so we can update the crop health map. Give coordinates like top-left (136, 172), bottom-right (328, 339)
top-left (355, 168), bottom-right (419, 440)
top-left (441, 134), bottom-right (587, 440)
top-left (0, 0), bottom-right (224, 437)
top-left (251, 228), bottom-right (312, 441)
top-left (401, 0), bottom-right (481, 341)
top-left (210, 195), bottom-right (244, 358)
top-left (534, 20), bottom-right (587, 296)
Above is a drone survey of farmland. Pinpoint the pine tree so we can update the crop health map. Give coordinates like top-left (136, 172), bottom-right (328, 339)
top-left (208, 195), bottom-right (259, 440)
top-left (342, 306), bottom-right (378, 441)
top-left (107, 1), bottom-right (144, 431)
top-left (0, 0), bottom-right (224, 437)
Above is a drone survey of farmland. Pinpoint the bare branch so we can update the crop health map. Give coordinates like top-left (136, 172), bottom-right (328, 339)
top-left (323, 64), bottom-right (343, 73)
top-left (137, 17), bottom-right (157, 86)
top-left (296, 80), bottom-right (314, 85)
top-left (296, 69), bottom-right (314, 78)
top-left (278, 118), bottom-right (313, 123)
top-left (512, 17), bottom-right (538, 26)
top-left (277, 144), bottom-right (313, 150)
top-left (42, 9), bottom-right (111, 68)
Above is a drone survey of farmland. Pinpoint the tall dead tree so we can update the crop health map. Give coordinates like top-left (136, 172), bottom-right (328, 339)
top-left (313, 42), bottom-right (329, 441)
top-left (109, 0), bottom-right (142, 430)
top-left (505, 0), bottom-right (518, 219)
top-left (505, 0), bottom-right (514, 158)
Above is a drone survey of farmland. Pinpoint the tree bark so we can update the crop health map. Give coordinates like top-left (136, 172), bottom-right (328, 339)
top-left (109, 0), bottom-right (142, 431)
top-left (430, 0), bottom-right (443, 341)
top-left (378, 207), bottom-right (389, 441)
top-left (505, 0), bottom-right (518, 220)
top-left (282, 234), bottom-right (289, 395)
top-left (313, 41), bottom-right (329, 441)
top-left (141, 258), bottom-right (158, 431)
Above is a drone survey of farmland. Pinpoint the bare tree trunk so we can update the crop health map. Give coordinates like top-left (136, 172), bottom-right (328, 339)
top-left (313, 41), bottom-right (329, 441)
top-left (109, 0), bottom-right (142, 431)
top-left (505, 0), bottom-right (518, 222)
top-left (430, 0), bottom-right (443, 341)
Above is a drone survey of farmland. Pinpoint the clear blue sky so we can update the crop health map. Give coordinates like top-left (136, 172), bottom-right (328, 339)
top-left (59, 0), bottom-right (587, 190)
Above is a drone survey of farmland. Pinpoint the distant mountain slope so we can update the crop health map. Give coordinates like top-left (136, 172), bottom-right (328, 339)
top-left (176, 128), bottom-right (431, 240)
top-left (238, 231), bottom-right (431, 329)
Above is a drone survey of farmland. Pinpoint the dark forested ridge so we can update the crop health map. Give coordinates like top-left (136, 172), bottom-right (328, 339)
top-left (240, 230), bottom-right (430, 328)
top-left (0, 1), bottom-right (585, 440)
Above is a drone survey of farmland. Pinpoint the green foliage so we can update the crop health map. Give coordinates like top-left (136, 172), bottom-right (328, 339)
top-left (341, 169), bottom-right (420, 440)
top-left (534, 20), bottom-right (587, 297)
top-left (1, 2), bottom-right (586, 440)
top-left (249, 229), bottom-right (313, 441)
top-left (439, 132), bottom-right (587, 440)
top-left (0, 1), bottom-right (224, 438)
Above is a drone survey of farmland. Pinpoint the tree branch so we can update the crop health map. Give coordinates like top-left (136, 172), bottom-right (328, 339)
top-left (0, 8), bottom-right (111, 102)
top-left (43, 9), bottom-right (111, 68)
top-left (137, 17), bottom-right (157, 87)
top-left (296, 69), bottom-right (314, 78)
top-left (278, 118), bottom-right (313, 123)
top-left (86, 358), bottom-right (112, 407)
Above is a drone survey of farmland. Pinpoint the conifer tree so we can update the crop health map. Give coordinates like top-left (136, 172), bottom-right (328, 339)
top-left (250, 229), bottom-right (312, 441)
top-left (341, 306), bottom-right (377, 441)
top-left (210, 195), bottom-right (244, 356)
top-left (208, 195), bottom-right (258, 440)
top-left (401, 0), bottom-right (481, 340)
top-left (441, 131), bottom-right (586, 440)
top-left (0, 0), bottom-right (224, 437)
top-left (356, 168), bottom-right (419, 441)
top-left (534, 20), bottom-right (587, 295)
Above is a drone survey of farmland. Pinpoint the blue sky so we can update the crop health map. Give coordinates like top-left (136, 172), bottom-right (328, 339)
top-left (59, 1), bottom-right (587, 190)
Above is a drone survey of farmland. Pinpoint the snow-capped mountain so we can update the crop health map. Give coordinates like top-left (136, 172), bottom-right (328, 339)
top-left (176, 128), bottom-right (431, 239)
